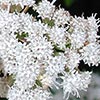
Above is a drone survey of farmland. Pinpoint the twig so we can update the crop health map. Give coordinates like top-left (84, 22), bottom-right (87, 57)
top-left (23, 6), bottom-right (29, 13)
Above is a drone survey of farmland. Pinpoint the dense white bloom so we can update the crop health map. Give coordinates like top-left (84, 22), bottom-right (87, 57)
top-left (86, 14), bottom-right (100, 43)
top-left (68, 16), bottom-right (87, 49)
top-left (79, 43), bottom-right (100, 66)
top-left (14, 61), bottom-right (40, 90)
top-left (52, 8), bottom-right (70, 26)
top-left (0, 0), bottom-right (100, 100)
top-left (0, 10), bottom-right (34, 35)
top-left (0, 9), bottom-right (52, 96)
top-left (34, 0), bottom-right (55, 19)
top-left (26, 31), bottom-right (53, 61)
top-left (42, 54), bottom-right (67, 88)
top-left (62, 71), bottom-right (92, 99)
top-left (68, 15), bottom-right (100, 50)
top-left (87, 14), bottom-right (100, 32)
top-left (45, 54), bottom-right (66, 76)
top-left (0, 0), bottom-right (35, 8)
top-left (8, 86), bottom-right (51, 100)
top-left (49, 25), bottom-right (67, 48)
top-left (0, 10), bottom-right (37, 75)
top-left (65, 49), bottom-right (81, 70)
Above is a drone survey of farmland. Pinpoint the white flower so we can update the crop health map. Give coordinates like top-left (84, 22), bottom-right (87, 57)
top-left (61, 71), bottom-right (92, 99)
top-left (68, 16), bottom-right (87, 49)
top-left (27, 34), bottom-right (53, 61)
top-left (45, 54), bottom-right (66, 76)
top-left (79, 43), bottom-right (100, 66)
top-left (34, 0), bottom-right (55, 19)
top-left (86, 14), bottom-right (100, 43)
top-left (87, 14), bottom-right (100, 32)
top-left (0, 0), bottom-right (35, 8)
top-left (64, 49), bottom-right (81, 70)
top-left (52, 8), bottom-right (70, 26)
top-left (49, 25), bottom-right (67, 48)
top-left (42, 54), bottom-right (67, 88)
top-left (0, 10), bottom-right (34, 35)
top-left (68, 15), bottom-right (100, 49)
top-left (14, 61), bottom-right (40, 90)
top-left (7, 86), bottom-right (51, 100)
top-left (0, 0), bottom-right (100, 100)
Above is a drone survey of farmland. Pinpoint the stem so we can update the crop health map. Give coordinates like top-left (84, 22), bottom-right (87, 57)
top-left (23, 6), bottom-right (29, 13)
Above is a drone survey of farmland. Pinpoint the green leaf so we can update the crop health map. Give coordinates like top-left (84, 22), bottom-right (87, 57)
top-left (16, 32), bottom-right (28, 39)
top-left (66, 42), bottom-right (71, 48)
top-left (64, 0), bottom-right (75, 7)
top-left (35, 80), bottom-right (42, 87)
top-left (53, 51), bottom-right (59, 56)
top-left (42, 18), bottom-right (55, 27)
top-left (65, 67), bottom-right (70, 72)
top-left (31, 85), bottom-right (37, 90)
top-left (54, 45), bottom-right (65, 52)
top-left (53, 45), bottom-right (65, 56)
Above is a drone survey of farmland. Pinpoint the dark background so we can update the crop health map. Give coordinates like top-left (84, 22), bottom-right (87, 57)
top-left (56, 0), bottom-right (100, 17)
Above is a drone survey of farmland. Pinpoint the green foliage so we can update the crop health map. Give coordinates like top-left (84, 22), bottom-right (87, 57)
top-left (35, 79), bottom-right (43, 87)
top-left (64, 0), bottom-right (75, 7)
top-left (16, 32), bottom-right (28, 39)
top-left (42, 18), bottom-right (55, 27)
top-left (15, 32), bottom-right (29, 43)
top-left (53, 45), bottom-right (65, 56)
top-left (65, 67), bottom-right (70, 72)
top-left (31, 79), bottom-right (43, 90)
top-left (54, 45), bottom-right (65, 53)
top-left (31, 84), bottom-right (37, 90)
top-left (66, 41), bottom-right (71, 48)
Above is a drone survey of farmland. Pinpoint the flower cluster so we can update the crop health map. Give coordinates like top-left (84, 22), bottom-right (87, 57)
top-left (0, 0), bottom-right (35, 8)
top-left (0, 0), bottom-right (100, 100)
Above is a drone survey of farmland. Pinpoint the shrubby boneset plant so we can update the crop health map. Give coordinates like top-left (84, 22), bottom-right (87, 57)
top-left (0, 0), bottom-right (100, 100)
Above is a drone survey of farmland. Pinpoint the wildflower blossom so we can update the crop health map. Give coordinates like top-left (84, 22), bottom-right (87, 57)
top-left (8, 86), bottom-right (51, 100)
top-left (34, 0), bottom-right (55, 19)
top-left (0, 0), bottom-right (100, 100)
top-left (0, 0), bottom-right (35, 8)
top-left (64, 49), bottom-right (81, 70)
top-left (61, 71), bottom-right (92, 99)
top-left (79, 43), bottom-right (100, 66)
top-left (49, 25), bottom-right (67, 48)
top-left (52, 8), bottom-right (71, 26)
